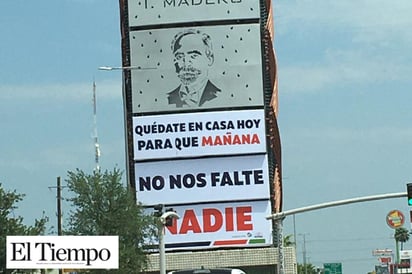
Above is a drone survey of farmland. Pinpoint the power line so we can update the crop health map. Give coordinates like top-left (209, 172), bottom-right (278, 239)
top-left (302, 235), bottom-right (394, 243)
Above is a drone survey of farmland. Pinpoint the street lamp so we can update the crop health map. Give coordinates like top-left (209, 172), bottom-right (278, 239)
top-left (159, 210), bottom-right (180, 274)
top-left (97, 64), bottom-right (157, 201)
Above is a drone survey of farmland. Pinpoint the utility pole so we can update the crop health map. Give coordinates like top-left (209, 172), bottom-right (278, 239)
top-left (49, 177), bottom-right (63, 274)
top-left (299, 233), bottom-right (309, 274)
top-left (57, 177), bottom-right (62, 236)
top-left (293, 214), bottom-right (298, 274)
top-left (57, 177), bottom-right (63, 274)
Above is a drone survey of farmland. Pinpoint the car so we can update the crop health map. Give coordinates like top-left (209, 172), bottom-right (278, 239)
top-left (167, 268), bottom-right (246, 274)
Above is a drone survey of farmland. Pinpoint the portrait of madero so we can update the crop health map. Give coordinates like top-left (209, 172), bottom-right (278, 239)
top-left (129, 24), bottom-right (264, 113)
top-left (167, 29), bottom-right (221, 108)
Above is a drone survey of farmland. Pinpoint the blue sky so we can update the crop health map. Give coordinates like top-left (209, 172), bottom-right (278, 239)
top-left (1, 0), bottom-right (412, 273)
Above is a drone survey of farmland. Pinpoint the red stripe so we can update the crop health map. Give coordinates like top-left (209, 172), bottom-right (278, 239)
top-left (213, 239), bottom-right (248, 246)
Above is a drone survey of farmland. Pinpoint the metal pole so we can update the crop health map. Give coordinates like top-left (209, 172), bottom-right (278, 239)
top-left (159, 225), bottom-right (166, 274)
top-left (302, 234), bottom-right (307, 274)
top-left (57, 177), bottom-right (62, 236)
top-left (277, 219), bottom-right (285, 274)
top-left (57, 177), bottom-right (63, 274)
top-left (267, 192), bottom-right (407, 220)
top-left (158, 210), bottom-right (179, 274)
top-left (293, 214), bottom-right (298, 274)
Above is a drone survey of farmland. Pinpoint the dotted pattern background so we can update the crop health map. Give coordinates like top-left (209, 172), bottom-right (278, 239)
top-left (128, 0), bottom-right (260, 27)
top-left (130, 23), bottom-right (264, 113)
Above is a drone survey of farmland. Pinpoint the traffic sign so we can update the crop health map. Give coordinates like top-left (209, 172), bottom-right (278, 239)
top-left (324, 262), bottom-right (342, 274)
top-left (386, 210), bottom-right (405, 229)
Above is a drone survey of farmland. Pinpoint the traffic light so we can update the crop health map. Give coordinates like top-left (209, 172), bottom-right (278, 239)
top-left (407, 183), bottom-right (412, 206)
top-left (154, 204), bottom-right (163, 217)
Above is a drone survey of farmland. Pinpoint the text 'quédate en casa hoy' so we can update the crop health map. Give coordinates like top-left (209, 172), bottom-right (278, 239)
top-left (135, 119), bottom-right (262, 151)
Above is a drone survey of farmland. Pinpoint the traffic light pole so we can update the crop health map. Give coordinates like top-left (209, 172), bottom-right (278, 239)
top-left (158, 211), bottom-right (180, 274)
top-left (267, 192), bottom-right (407, 274)
top-left (266, 192), bottom-right (407, 221)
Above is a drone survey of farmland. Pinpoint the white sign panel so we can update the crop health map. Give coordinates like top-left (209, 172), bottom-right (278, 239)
top-left (129, 24), bottom-right (263, 113)
top-left (7, 236), bottom-right (118, 269)
top-left (133, 109), bottom-right (266, 160)
top-left (135, 154), bottom-right (270, 205)
top-left (147, 200), bottom-right (272, 250)
top-left (128, 0), bottom-right (260, 27)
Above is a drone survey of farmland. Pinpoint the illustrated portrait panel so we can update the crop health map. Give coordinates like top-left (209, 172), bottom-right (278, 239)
top-left (129, 24), bottom-right (264, 113)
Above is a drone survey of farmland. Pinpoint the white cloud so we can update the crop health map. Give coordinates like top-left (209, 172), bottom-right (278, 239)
top-left (278, 65), bottom-right (336, 94)
top-left (284, 126), bottom-right (412, 145)
top-left (277, 52), bottom-right (371, 94)
top-left (278, 48), bottom-right (412, 94)
top-left (275, 0), bottom-right (412, 34)
top-left (274, 0), bottom-right (412, 94)
top-left (0, 133), bottom-right (125, 177)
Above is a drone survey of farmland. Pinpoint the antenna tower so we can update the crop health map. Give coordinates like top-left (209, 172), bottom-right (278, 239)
top-left (92, 81), bottom-right (101, 171)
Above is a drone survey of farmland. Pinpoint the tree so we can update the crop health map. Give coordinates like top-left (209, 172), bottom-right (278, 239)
top-left (0, 183), bottom-right (48, 274)
top-left (283, 234), bottom-right (295, 247)
top-left (297, 263), bottom-right (318, 274)
top-left (65, 168), bottom-right (156, 273)
top-left (394, 227), bottom-right (410, 250)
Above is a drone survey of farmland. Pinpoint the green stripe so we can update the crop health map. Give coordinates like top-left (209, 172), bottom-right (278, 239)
top-left (248, 239), bottom-right (266, 244)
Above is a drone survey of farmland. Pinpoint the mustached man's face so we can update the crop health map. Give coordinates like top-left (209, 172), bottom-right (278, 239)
top-left (173, 34), bottom-right (213, 86)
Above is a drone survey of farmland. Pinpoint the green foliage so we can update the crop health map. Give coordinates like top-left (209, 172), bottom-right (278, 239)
top-left (0, 183), bottom-right (48, 274)
top-left (394, 227), bottom-right (410, 250)
top-left (65, 168), bottom-right (156, 274)
top-left (283, 234), bottom-right (295, 247)
top-left (297, 263), bottom-right (318, 274)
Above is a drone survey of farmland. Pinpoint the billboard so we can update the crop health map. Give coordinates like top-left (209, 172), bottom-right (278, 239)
top-left (128, 0), bottom-right (260, 27)
top-left (135, 154), bottom-right (270, 206)
top-left (120, 0), bottom-right (281, 252)
top-left (146, 200), bottom-right (272, 250)
top-left (129, 24), bottom-right (263, 113)
top-left (133, 109), bottom-right (266, 160)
